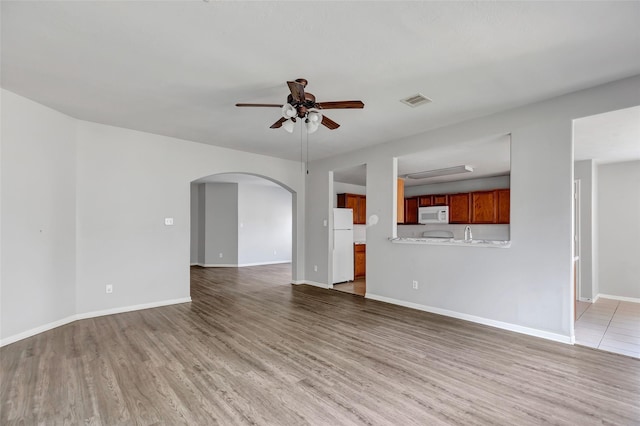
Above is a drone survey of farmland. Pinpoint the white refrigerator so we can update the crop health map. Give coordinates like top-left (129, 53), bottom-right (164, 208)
top-left (332, 208), bottom-right (354, 284)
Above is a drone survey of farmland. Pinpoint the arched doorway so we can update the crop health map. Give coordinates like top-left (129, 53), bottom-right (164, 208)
top-left (189, 172), bottom-right (297, 283)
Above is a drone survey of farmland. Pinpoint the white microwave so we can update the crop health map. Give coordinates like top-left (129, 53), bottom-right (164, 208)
top-left (418, 206), bottom-right (449, 224)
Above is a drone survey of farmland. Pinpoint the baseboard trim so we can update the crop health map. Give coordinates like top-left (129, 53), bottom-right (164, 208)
top-left (366, 293), bottom-right (572, 345)
top-left (597, 294), bottom-right (640, 304)
top-left (294, 280), bottom-right (331, 289)
top-left (0, 315), bottom-right (78, 348)
top-left (193, 261), bottom-right (291, 268)
top-left (237, 261), bottom-right (291, 267)
top-left (0, 297), bottom-right (192, 348)
top-left (193, 263), bottom-right (238, 267)
top-left (75, 297), bottom-right (192, 321)
top-left (578, 297), bottom-right (593, 302)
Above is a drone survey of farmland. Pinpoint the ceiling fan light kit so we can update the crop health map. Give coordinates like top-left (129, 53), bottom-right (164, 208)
top-left (236, 78), bottom-right (364, 133)
top-left (282, 119), bottom-right (295, 133)
top-left (282, 103), bottom-right (297, 118)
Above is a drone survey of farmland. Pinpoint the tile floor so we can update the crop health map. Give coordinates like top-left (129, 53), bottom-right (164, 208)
top-left (332, 278), bottom-right (366, 296)
top-left (575, 298), bottom-right (640, 359)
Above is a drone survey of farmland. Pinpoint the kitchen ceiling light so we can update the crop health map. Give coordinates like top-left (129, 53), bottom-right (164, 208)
top-left (405, 165), bottom-right (473, 180)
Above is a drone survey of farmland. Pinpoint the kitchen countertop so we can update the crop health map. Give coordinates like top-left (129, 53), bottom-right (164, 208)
top-left (390, 237), bottom-right (511, 248)
top-left (354, 241), bottom-right (366, 245)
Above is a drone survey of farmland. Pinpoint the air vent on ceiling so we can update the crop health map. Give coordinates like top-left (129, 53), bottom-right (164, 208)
top-left (400, 93), bottom-right (432, 108)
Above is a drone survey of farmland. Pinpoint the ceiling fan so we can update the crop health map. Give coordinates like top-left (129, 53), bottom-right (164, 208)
top-left (235, 78), bottom-right (364, 133)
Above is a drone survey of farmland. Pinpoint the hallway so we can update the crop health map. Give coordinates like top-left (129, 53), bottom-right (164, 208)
top-left (575, 298), bottom-right (640, 358)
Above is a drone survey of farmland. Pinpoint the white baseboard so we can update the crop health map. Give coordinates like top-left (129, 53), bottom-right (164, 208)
top-left (578, 297), bottom-right (592, 302)
top-left (0, 315), bottom-right (78, 348)
top-left (366, 293), bottom-right (572, 345)
top-left (294, 280), bottom-right (331, 289)
top-left (237, 260), bottom-right (291, 267)
top-left (74, 297), bottom-right (192, 321)
top-left (0, 297), bottom-right (192, 348)
top-left (193, 261), bottom-right (291, 268)
top-left (193, 263), bottom-right (237, 267)
top-left (597, 294), bottom-right (640, 304)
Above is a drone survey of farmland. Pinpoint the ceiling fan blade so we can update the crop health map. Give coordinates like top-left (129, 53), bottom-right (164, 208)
top-left (316, 100), bottom-right (364, 109)
top-left (287, 81), bottom-right (306, 102)
top-left (321, 115), bottom-right (340, 130)
top-left (236, 103), bottom-right (283, 108)
top-left (269, 117), bottom-right (288, 129)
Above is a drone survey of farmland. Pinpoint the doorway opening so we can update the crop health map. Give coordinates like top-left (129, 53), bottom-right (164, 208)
top-left (332, 164), bottom-right (367, 296)
top-left (572, 105), bottom-right (640, 359)
top-left (189, 173), bottom-right (296, 284)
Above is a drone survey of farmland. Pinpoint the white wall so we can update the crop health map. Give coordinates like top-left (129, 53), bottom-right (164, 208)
top-left (238, 183), bottom-right (292, 266)
top-left (574, 160), bottom-right (597, 300)
top-left (1, 89), bottom-right (305, 344)
top-left (204, 183), bottom-right (239, 266)
top-left (598, 160), bottom-right (640, 299)
top-left (190, 183), bottom-right (199, 265)
top-left (305, 75), bottom-right (640, 342)
top-left (74, 121), bottom-right (304, 315)
top-left (1, 89), bottom-right (77, 340)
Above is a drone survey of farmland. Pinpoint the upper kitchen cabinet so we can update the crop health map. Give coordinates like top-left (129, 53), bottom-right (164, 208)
top-left (338, 193), bottom-right (367, 224)
top-left (496, 189), bottom-right (510, 224)
top-left (404, 197), bottom-right (419, 224)
top-left (471, 189), bottom-right (510, 224)
top-left (471, 190), bottom-right (497, 223)
top-left (449, 193), bottom-right (471, 223)
top-left (418, 194), bottom-right (447, 206)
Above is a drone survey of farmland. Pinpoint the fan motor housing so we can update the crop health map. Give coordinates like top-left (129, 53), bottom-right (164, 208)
top-left (287, 92), bottom-right (318, 117)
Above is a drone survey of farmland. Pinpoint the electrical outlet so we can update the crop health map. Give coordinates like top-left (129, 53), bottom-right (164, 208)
top-left (219, 253), bottom-right (223, 258)
top-left (314, 265), bottom-right (318, 272)
top-left (106, 284), bottom-right (113, 294)
top-left (164, 217), bottom-right (174, 226)
top-left (412, 280), bottom-right (418, 290)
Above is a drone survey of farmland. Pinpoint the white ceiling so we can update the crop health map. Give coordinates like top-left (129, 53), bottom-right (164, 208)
top-left (574, 106), bottom-right (640, 164)
top-left (2, 1), bottom-right (640, 163)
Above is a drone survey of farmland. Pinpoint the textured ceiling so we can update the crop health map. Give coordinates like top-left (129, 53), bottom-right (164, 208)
top-left (2, 1), bottom-right (640, 162)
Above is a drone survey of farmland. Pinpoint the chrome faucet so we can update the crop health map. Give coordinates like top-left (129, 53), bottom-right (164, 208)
top-left (464, 225), bottom-right (472, 242)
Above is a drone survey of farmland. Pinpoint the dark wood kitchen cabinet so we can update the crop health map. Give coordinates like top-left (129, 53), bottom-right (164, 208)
top-left (337, 193), bottom-right (366, 224)
top-left (418, 195), bottom-right (433, 207)
top-left (496, 189), bottom-right (510, 224)
top-left (404, 197), bottom-right (418, 224)
top-left (354, 244), bottom-right (366, 279)
top-left (471, 190), bottom-right (498, 224)
top-left (448, 193), bottom-right (470, 224)
top-left (418, 194), bottom-right (447, 207)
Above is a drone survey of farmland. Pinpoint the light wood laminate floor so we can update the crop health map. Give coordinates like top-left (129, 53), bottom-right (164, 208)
top-left (2, 264), bottom-right (639, 425)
